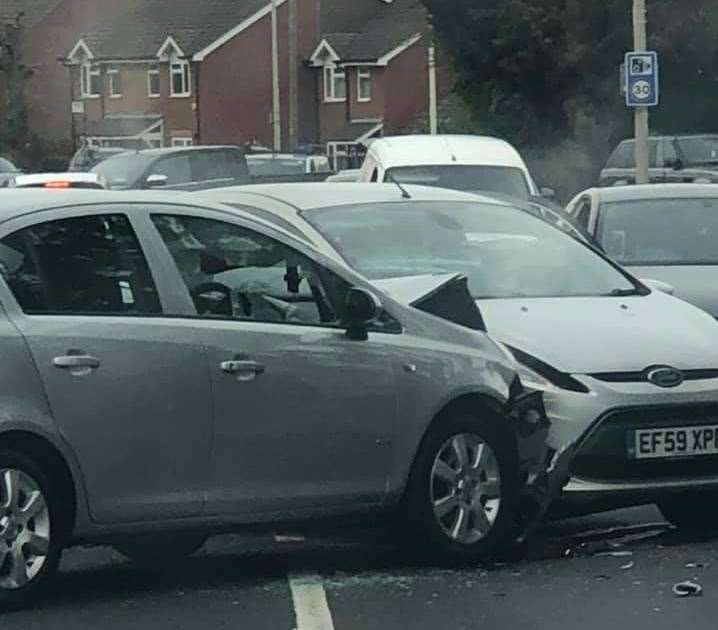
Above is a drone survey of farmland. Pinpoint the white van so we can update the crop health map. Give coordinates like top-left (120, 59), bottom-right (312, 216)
top-left (358, 135), bottom-right (549, 201)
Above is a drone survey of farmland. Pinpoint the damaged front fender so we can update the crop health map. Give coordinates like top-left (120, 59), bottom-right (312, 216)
top-left (505, 378), bottom-right (578, 544)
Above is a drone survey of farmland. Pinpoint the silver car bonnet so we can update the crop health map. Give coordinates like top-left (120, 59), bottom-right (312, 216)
top-left (626, 264), bottom-right (718, 318)
top-left (478, 290), bottom-right (718, 374)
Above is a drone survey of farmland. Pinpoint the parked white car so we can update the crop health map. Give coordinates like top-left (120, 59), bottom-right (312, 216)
top-left (205, 183), bottom-right (718, 528)
top-left (357, 135), bottom-right (551, 201)
top-left (566, 184), bottom-right (718, 318)
top-left (7, 172), bottom-right (107, 190)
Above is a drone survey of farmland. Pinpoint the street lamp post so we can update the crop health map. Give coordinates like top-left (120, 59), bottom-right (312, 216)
top-left (633, 0), bottom-right (650, 184)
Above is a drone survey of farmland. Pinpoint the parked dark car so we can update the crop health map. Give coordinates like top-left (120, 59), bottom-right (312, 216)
top-left (67, 147), bottom-right (127, 172)
top-left (91, 146), bottom-right (250, 191)
top-left (600, 134), bottom-right (718, 186)
top-left (247, 153), bottom-right (333, 184)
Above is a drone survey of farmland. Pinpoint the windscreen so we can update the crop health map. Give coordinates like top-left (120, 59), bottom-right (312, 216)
top-left (247, 157), bottom-right (305, 177)
top-left (91, 153), bottom-right (149, 188)
top-left (598, 197), bottom-right (718, 265)
top-left (305, 201), bottom-right (637, 299)
top-left (677, 136), bottom-right (718, 164)
top-left (385, 165), bottom-right (531, 199)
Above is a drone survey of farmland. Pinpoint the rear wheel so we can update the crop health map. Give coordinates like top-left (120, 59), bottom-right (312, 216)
top-left (115, 533), bottom-right (208, 565)
top-left (0, 451), bottom-right (63, 610)
top-left (405, 411), bottom-right (519, 564)
top-left (658, 493), bottom-right (718, 531)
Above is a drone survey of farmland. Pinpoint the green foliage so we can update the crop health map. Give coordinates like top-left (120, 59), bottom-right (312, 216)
top-left (422, 0), bottom-right (718, 197)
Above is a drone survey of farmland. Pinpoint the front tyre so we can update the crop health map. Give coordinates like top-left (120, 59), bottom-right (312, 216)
top-left (0, 451), bottom-right (62, 610)
top-left (405, 411), bottom-right (519, 564)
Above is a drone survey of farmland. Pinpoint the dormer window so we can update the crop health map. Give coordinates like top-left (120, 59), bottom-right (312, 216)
top-left (324, 63), bottom-right (346, 103)
top-left (81, 63), bottom-right (101, 98)
top-left (170, 58), bottom-right (191, 97)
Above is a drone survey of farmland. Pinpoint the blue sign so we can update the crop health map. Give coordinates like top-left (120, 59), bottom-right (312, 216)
top-left (625, 51), bottom-right (659, 107)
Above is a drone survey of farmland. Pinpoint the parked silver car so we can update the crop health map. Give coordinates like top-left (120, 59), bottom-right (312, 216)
top-left (0, 189), bottom-right (551, 608)
top-left (204, 184), bottom-right (718, 526)
top-left (566, 184), bottom-right (718, 317)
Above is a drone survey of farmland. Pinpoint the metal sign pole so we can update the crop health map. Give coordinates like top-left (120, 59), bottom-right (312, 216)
top-left (633, 0), bottom-right (649, 184)
top-left (271, 0), bottom-right (282, 151)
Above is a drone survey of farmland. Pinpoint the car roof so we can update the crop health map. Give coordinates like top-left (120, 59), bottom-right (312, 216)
top-left (587, 184), bottom-right (718, 203)
top-left (13, 173), bottom-right (102, 185)
top-left (367, 135), bottom-right (526, 169)
top-left (0, 189), bottom-right (261, 225)
top-left (203, 182), bottom-right (512, 212)
top-left (111, 145), bottom-right (242, 159)
top-left (617, 134), bottom-right (718, 144)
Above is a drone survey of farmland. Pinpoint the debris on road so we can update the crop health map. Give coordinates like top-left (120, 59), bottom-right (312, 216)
top-left (595, 550), bottom-right (634, 558)
top-left (685, 562), bottom-right (707, 569)
top-left (621, 561), bottom-right (635, 570)
top-left (672, 581), bottom-right (703, 597)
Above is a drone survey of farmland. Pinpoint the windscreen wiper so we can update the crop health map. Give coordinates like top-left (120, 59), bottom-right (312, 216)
top-left (607, 288), bottom-right (643, 296)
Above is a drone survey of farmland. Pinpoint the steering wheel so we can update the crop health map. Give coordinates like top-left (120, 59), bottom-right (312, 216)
top-left (190, 282), bottom-right (234, 317)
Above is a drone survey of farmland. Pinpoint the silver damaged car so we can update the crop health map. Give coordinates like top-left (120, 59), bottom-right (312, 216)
top-left (0, 190), bottom-right (552, 608)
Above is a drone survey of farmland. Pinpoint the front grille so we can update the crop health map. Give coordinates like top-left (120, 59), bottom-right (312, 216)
top-left (590, 369), bottom-right (718, 383)
top-left (570, 404), bottom-right (718, 481)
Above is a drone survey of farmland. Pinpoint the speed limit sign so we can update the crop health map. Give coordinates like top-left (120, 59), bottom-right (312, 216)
top-left (625, 52), bottom-right (659, 107)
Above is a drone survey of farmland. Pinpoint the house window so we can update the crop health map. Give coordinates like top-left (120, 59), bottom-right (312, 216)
top-left (107, 67), bottom-right (122, 98)
top-left (170, 59), bottom-right (191, 97)
top-left (323, 64), bottom-right (346, 102)
top-left (81, 63), bottom-right (101, 98)
top-left (147, 64), bottom-right (160, 97)
top-left (171, 137), bottom-right (193, 147)
top-left (357, 68), bottom-right (372, 102)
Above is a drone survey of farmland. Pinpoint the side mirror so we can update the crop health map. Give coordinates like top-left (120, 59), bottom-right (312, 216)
top-left (145, 174), bottom-right (168, 188)
top-left (344, 287), bottom-right (380, 341)
top-left (641, 278), bottom-right (676, 295)
top-left (666, 158), bottom-right (684, 171)
top-left (540, 187), bottom-right (556, 199)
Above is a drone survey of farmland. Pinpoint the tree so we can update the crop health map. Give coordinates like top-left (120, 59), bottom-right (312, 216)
top-left (0, 12), bottom-right (33, 157)
top-left (422, 0), bottom-right (718, 197)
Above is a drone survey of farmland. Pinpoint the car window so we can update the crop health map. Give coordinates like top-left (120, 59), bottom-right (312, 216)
top-left (191, 151), bottom-right (239, 182)
top-left (304, 201), bottom-right (639, 299)
top-left (597, 197), bottom-right (718, 265)
top-left (677, 136), bottom-right (718, 164)
top-left (575, 197), bottom-right (592, 228)
top-left (664, 139), bottom-right (678, 164)
top-left (151, 214), bottom-right (346, 325)
top-left (385, 165), bottom-right (531, 200)
top-left (91, 153), bottom-right (149, 188)
top-left (149, 155), bottom-right (192, 185)
top-left (0, 214), bottom-right (161, 315)
top-left (606, 142), bottom-right (634, 169)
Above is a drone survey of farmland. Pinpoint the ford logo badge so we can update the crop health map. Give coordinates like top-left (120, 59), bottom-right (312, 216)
top-left (646, 366), bottom-right (684, 388)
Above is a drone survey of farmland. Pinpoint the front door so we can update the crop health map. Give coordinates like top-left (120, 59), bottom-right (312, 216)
top-left (0, 211), bottom-right (213, 523)
top-left (150, 211), bottom-right (399, 514)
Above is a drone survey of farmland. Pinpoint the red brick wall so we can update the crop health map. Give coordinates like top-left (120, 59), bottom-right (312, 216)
top-left (383, 40), bottom-right (430, 134)
top-left (22, 0), bottom-right (133, 144)
top-left (200, 0), bottom-right (319, 150)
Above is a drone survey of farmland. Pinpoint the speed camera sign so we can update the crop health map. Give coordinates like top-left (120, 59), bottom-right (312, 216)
top-left (625, 52), bottom-right (659, 107)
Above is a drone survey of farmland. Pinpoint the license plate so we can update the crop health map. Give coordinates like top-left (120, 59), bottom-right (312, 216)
top-left (631, 425), bottom-right (718, 459)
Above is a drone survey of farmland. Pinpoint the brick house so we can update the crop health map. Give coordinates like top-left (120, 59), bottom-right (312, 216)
top-left (54, 0), bottom-right (451, 161)
top-left (63, 0), bottom-right (319, 150)
top-left (309, 0), bottom-right (454, 169)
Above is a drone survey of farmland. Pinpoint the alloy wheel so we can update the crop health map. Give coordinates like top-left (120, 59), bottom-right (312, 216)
top-left (0, 468), bottom-right (51, 590)
top-left (430, 433), bottom-right (501, 545)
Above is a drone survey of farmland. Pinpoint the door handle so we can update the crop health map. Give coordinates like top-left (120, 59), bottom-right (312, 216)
top-left (53, 354), bottom-right (101, 370)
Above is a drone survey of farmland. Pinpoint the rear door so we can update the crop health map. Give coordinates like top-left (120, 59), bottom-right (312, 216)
top-left (0, 206), bottom-right (213, 523)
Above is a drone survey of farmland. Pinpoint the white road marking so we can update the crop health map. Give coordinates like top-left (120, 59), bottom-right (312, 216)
top-left (289, 574), bottom-right (335, 630)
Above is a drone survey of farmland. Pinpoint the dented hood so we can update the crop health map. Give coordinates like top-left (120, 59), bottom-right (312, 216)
top-left (479, 290), bottom-right (718, 374)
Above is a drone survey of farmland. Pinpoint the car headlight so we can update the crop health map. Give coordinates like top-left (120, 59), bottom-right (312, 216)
top-left (493, 340), bottom-right (589, 394)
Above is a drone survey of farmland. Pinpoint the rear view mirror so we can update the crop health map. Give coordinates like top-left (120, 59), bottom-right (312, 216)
top-left (665, 158), bottom-right (684, 171)
top-left (146, 174), bottom-right (168, 188)
top-left (344, 287), bottom-right (380, 341)
top-left (200, 251), bottom-right (231, 275)
top-left (540, 187), bottom-right (556, 200)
